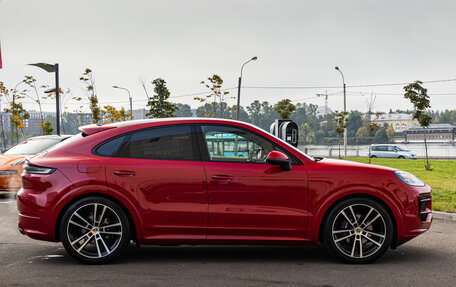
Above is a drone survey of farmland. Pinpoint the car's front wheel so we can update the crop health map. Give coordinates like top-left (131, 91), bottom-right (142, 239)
top-left (60, 196), bottom-right (131, 264)
top-left (323, 197), bottom-right (393, 263)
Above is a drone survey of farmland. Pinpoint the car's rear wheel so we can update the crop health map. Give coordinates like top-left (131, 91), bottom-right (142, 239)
top-left (398, 156), bottom-right (405, 159)
top-left (323, 197), bottom-right (393, 263)
top-left (60, 197), bottom-right (130, 264)
top-left (370, 155), bottom-right (377, 158)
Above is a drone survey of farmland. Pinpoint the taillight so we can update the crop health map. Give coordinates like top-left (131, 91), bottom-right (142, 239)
top-left (23, 164), bottom-right (56, 175)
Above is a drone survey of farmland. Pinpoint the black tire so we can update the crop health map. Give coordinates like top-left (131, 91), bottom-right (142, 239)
top-left (398, 156), bottom-right (405, 159)
top-left (370, 155), bottom-right (377, 158)
top-left (323, 197), bottom-right (393, 264)
top-left (60, 196), bottom-right (131, 264)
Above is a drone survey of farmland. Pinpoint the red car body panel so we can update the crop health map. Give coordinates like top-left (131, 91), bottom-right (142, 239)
top-left (105, 157), bottom-right (208, 239)
top-left (17, 118), bottom-right (432, 248)
top-left (204, 161), bottom-right (308, 241)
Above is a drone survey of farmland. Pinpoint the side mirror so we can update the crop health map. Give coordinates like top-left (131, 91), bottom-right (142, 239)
top-left (266, 151), bottom-right (292, 171)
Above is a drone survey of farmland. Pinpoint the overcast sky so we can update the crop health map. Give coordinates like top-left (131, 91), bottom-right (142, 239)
top-left (1, 0), bottom-right (455, 114)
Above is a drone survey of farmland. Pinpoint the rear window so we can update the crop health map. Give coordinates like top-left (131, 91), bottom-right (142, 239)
top-left (94, 136), bottom-right (126, 157)
top-left (5, 138), bottom-right (64, 155)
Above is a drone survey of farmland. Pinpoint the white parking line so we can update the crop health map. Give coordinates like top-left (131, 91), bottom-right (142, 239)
top-left (0, 201), bottom-right (15, 204)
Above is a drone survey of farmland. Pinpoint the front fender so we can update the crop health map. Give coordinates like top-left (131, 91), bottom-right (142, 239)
top-left (308, 184), bottom-right (405, 243)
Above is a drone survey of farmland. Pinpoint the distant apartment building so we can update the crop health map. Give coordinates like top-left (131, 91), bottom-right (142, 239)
top-left (371, 113), bottom-right (418, 132)
top-left (405, 124), bottom-right (456, 143)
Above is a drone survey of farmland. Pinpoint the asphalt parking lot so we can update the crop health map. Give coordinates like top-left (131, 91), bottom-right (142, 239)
top-left (1, 195), bottom-right (456, 287)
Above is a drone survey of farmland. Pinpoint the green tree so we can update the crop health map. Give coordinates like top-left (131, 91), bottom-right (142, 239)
top-left (374, 124), bottom-right (389, 143)
top-left (386, 125), bottom-right (395, 143)
top-left (80, 68), bottom-right (101, 124)
top-left (174, 103), bottom-right (193, 117)
top-left (102, 105), bottom-right (131, 123)
top-left (4, 101), bottom-right (30, 140)
top-left (41, 120), bottom-right (54, 135)
top-left (299, 123), bottom-right (315, 144)
top-left (347, 111), bottom-right (363, 138)
top-left (356, 126), bottom-right (369, 144)
top-left (275, 99), bottom-right (296, 119)
top-left (194, 75), bottom-right (232, 118)
top-left (247, 100), bottom-right (262, 126)
top-left (404, 80), bottom-right (432, 170)
top-left (0, 82), bottom-right (29, 142)
top-left (22, 76), bottom-right (46, 134)
top-left (334, 111), bottom-right (349, 158)
top-left (367, 113), bottom-right (379, 163)
top-left (146, 78), bottom-right (178, 118)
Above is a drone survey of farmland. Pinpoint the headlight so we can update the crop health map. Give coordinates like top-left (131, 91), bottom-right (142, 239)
top-left (10, 159), bottom-right (26, 166)
top-left (394, 170), bottom-right (425, 186)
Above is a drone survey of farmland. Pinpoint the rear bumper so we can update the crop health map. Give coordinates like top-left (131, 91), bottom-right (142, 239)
top-left (17, 204), bottom-right (54, 241)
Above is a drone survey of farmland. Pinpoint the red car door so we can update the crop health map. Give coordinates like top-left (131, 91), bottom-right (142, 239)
top-left (104, 124), bottom-right (208, 240)
top-left (198, 124), bottom-right (309, 241)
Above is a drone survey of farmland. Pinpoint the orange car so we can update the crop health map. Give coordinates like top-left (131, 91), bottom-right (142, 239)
top-left (0, 135), bottom-right (70, 193)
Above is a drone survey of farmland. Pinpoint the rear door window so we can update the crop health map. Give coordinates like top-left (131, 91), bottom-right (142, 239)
top-left (119, 125), bottom-right (197, 161)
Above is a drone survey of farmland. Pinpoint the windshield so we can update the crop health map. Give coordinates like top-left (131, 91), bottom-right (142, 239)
top-left (5, 138), bottom-right (63, 155)
top-left (396, 146), bottom-right (410, 152)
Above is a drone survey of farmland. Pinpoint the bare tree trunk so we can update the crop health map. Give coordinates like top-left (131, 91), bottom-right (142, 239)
top-left (338, 134), bottom-right (341, 159)
top-left (20, 128), bottom-right (26, 140)
top-left (139, 77), bottom-right (150, 100)
top-left (0, 103), bottom-right (6, 150)
top-left (424, 127), bottom-right (430, 170)
top-left (368, 136), bottom-right (372, 164)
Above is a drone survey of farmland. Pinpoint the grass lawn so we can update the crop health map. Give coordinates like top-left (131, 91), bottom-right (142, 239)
top-left (345, 157), bottom-right (456, 213)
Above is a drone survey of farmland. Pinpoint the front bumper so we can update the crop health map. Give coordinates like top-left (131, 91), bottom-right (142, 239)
top-left (396, 185), bottom-right (432, 244)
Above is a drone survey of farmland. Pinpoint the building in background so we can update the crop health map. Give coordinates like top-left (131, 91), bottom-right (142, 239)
top-left (405, 124), bottom-right (456, 143)
top-left (371, 113), bottom-right (418, 132)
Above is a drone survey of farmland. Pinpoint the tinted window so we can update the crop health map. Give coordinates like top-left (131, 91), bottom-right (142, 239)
top-left (374, 145), bottom-right (387, 151)
top-left (95, 136), bottom-right (125, 157)
top-left (201, 125), bottom-right (298, 164)
top-left (387, 146), bottom-right (395, 152)
top-left (120, 125), bottom-right (194, 160)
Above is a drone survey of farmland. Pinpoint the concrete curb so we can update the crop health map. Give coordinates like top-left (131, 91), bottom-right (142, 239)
top-left (433, 211), bottom-right (456, 221)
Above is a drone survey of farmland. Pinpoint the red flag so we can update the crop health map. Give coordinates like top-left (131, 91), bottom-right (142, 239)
top-left (0, 40), bottom-right (2, 69)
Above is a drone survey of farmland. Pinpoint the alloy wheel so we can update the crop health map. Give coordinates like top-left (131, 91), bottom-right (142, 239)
top-left (331, 204), bottom-right (387, 259)
top-left (66, 203), bottom-right (123, 259)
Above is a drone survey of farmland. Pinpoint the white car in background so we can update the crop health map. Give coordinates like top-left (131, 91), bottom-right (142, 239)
top-left (370, 144), bottom-right (418, 159)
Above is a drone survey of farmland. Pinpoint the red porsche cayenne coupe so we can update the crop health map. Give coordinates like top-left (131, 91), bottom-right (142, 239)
top-left (17, 118), bottom-right (432, 264)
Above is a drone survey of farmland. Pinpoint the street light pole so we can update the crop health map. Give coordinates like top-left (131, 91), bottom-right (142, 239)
top-left (113, 86), bottom-right (133, 120)
top-left (55, 64), bottom-right (60, 136)
top-left (28, 62), bottom-right (61, 135)
top-left (236, 56), bottom-right (257, 120)
top-left (335, 66), bottom-right (347, 157)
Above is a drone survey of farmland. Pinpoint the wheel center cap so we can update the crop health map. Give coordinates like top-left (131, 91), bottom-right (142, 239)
top-left (92, 228), bottom-right (99, 234)
top-left (355, 228), bottom-right (362, 234)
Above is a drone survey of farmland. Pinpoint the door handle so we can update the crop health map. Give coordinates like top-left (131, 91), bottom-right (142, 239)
top-left (114, 170), bottom-right (136, 177)
top-left (211, 175), bottom-right (233, 181)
